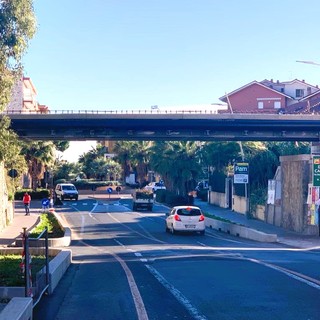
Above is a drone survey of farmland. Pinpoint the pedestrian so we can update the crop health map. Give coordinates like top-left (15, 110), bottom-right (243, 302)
top-left (23, 192), bottom-right (31, 215)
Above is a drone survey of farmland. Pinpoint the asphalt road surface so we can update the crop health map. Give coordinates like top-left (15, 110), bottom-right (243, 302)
top-left (33, 194), bottom-right (320, 320)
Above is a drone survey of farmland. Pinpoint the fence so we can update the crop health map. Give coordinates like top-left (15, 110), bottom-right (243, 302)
top-left (21, 227), bottom-right (50, 307)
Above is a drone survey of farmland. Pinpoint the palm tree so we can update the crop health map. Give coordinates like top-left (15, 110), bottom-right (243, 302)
top-left (150, 141), bottom-right (202, 196)
top-left (129, 141), bottom-right (153, 185)
top-left (113, 141), bottom-right (134, 181)
top-left (21, 141), bottom-right (56, 190)
top-left (114, 141), bottom-right (152, 184)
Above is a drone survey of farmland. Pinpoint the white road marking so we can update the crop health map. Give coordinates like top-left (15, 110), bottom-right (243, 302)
top-left (146, 265), bottom-right (207, 320)
top-left (248, 257), bottom-right (320, 290)
top-left (74, 237), bottom-right (149, 320)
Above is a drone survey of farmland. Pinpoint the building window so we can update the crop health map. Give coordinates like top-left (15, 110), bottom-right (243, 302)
top-left (258, 101), bottom-right (264, 109)
top-left (296, 89), bottom-right (304, 98)
top-left (274, 101), bottom-right (281, 109)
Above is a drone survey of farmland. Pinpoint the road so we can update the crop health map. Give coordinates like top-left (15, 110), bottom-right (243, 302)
top-left (34, 194), bottom-right (320, 320)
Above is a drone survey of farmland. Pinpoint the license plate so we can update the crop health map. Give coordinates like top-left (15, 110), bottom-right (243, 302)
top-left (185, 224), bottom-right (196, 228)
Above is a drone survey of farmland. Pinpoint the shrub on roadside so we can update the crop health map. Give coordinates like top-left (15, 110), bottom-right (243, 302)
top-left (15, 189), bottom-right (50, 200)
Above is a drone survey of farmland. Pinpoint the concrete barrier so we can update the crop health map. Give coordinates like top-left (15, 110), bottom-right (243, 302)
top-left (15, 210), bottom-right (71, 248)
top-left (0, 297), bottom-right (33, 320)
top-left (205, 217), bottom-right (277, 242)
top-left (0, 248), bottom-right (72, 319)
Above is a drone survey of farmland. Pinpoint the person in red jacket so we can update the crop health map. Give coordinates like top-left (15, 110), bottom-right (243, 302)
top-left (23, 192), bottom-right (31, 215)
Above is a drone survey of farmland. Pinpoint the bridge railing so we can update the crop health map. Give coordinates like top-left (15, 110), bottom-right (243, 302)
top-left (2, 109), bottom-right (224, 115)
top-left (2, 109), bottom-right (320, 116)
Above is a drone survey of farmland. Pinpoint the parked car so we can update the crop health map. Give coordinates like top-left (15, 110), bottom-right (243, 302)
top-left (144, 181), bottom-right (166, 192)
top-left (165, 205), bottom-right (205, 235)
top-left (55, 183), bottom-right (79, 201)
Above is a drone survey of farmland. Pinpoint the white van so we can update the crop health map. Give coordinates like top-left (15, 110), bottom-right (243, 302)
top-left (55, 183), bottom-right (79, 201)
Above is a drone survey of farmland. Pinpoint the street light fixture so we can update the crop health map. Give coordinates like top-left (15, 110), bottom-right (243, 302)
top-left (296, 60), bottom-right (320, 66)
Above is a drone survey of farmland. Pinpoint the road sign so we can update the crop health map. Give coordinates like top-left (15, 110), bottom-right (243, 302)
top-left (8, 168), bottom-right (18, 178)
top-left (107, 187), bottom-right (113, 194)
top-left (234, 162), bottom-right (249, 184)
top-left (313, 156), bottom-right (320, 186)
top-left (42, 198), bottom-right (50, 207)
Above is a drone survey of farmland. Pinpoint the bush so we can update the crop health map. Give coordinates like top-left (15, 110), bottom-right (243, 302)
top-left (197, 189), bottom-right (208, 201)
top-left (54, 179), bottom-right (67, 185)
top-left (249, 187), bottom-right (267, 215)
top-left (155, 189), bottom-right (167, 203)
top-left (29, 211), bottom-right (64, 238)
top-left (15, 189), bottom-right (50, 200)
top-left (209, 171), bottom-right (227, 193)
top-left (72, 180), bottom-right (121, 190)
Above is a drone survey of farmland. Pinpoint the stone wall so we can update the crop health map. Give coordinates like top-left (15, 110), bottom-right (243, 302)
top-left (280, 154), bottom-right (315, 234)
top-left (0, 162), bottom-right (14, 233)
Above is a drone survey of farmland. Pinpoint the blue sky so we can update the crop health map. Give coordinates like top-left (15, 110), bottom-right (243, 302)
top-left (23, 0), bottom-right (320, 112)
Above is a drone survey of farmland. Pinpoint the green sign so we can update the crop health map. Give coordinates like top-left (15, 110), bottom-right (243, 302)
top-left (313, 156), bottom-right (320, 186)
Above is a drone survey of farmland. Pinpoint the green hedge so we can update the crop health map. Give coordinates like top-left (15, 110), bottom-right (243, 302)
top-left (53, 180), bottom-right (121, 190)
top-left (15, 189), bottom-right (50, 200)
top-left (197, 189), bottom-right (208, 201)
top-left (209, 171), bottom-right (226, 193)
top-left (156, 190), bottom-right (190, 206)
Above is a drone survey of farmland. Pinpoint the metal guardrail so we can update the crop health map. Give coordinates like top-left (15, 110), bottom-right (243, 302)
top-left (2, 109), bottom-right (320, 116)
top-left (2, 109), bottom-right (223, 115)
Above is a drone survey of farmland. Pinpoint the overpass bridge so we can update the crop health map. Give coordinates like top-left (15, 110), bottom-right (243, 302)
top-left (3, 110), bottom-right (320, 142)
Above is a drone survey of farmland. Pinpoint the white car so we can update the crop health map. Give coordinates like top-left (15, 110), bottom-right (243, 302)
top-left (55, 183), bottom-right (79, 201)
top-left (165, 205), bottom-right (205, 235)
top-left (144, 182), bottom-right (166, 192)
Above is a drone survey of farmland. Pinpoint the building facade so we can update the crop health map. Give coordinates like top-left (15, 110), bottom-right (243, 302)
top-left (6, 77), bottom-right (48, 113)
top-left (219, 79), bottom-right (320, 114)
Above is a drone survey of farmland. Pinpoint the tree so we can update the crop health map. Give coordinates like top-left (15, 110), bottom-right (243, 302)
top-left (0, 116), bottom-right (25, 171)
top-left (0, 0), bottom-right (36, 110)
top-left (266, 141), bottom-right (310, 157)
top-left (79, 145), bottom-right (106, 179)
top-left (53, 141), bottom-right (70, 153)
top-left (150, 141), bottom-right (202, 196)
top-left (53, 161), bottom-right (83, 182)
top-left (201, 141), bottom-right (241, 173)
top-left (129, 141), bottom-right (152, 185)
top-left (113, 141), bottom-right (153, 184)
top-left (21, 140), bottom-right (56, 190)
top-left (113, 141), bottom-right (135, 180)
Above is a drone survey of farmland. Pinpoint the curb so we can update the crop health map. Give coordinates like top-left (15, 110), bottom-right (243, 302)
top-left (205, 217), bottom-right (278, 242)
top-left (0, 248), bottom-right (72, 320)
top-left (15, 209), bottom-right (71, 248)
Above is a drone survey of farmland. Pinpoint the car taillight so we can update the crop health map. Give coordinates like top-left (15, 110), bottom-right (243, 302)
top-left (174, 214), bottom-right (181, 221)
top-left (199, 215), bottom-right (205, 222)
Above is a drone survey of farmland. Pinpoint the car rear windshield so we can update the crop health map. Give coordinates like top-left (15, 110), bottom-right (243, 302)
top-left (177, 208), bottom-right (201, 216)
top-left (62, 185), bottom-right (76, 190)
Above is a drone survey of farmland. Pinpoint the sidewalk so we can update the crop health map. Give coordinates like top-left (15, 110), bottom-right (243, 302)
top-left (0, 202), bottom-right (40, 247)
top-left (194, 198), bottom-right (320, 249)
top-left (1, 198), bottom-right (320, 249)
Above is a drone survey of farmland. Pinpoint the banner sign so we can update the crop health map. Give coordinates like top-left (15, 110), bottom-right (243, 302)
top-left (234, 162), bottom-right (249, 184)
top-left (313, 156), bottom-right (320, 187)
